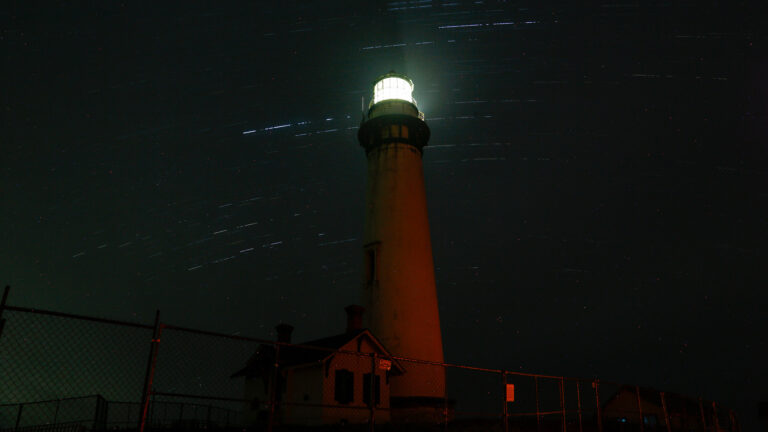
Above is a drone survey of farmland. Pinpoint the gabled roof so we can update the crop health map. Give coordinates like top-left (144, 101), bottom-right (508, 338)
top-left (230, 329), bottom-right (405, 378)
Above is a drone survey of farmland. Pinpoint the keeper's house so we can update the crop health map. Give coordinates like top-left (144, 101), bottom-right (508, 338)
top-left (230, 305), bottom-right (404, 426)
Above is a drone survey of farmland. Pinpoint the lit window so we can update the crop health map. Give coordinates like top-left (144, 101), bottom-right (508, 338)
top-left (390, 125), bottom-right (399, 138)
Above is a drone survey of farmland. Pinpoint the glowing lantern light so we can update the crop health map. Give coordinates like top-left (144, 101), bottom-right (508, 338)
top-left (373, 75), bottom-right (415, 105)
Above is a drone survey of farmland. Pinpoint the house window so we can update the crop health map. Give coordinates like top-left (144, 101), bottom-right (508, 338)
top-left (363, 373), bottom-right (381, 406)
top-left (334, 369), bottom-right (354, 404)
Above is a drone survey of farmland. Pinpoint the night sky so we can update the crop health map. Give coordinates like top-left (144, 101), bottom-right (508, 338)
top-left (3, 1), bottom-right (766, 429)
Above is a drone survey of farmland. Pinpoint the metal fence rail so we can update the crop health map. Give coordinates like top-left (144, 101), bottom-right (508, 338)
top-left (0, 286), bottom-right (740, 432)
top-left (0, 422), bottom-right (88, 432)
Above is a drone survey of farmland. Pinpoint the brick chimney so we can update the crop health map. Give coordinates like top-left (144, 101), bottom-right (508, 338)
top-left (345, 305), bottom-right (365, 333)
top-left (275, 323), bottom-right (294, 343)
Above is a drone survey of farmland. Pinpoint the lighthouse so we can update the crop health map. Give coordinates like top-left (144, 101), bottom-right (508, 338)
top-left (357, 72), bottom-right (446, 419)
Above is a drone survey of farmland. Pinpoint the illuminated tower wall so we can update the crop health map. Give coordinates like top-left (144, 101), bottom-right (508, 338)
top-left (357, 73), bottom-right (445, 413)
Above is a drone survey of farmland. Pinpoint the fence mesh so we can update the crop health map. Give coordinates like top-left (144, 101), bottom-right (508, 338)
top-left (0, 307), bottom-right (151, 431)
top-left (0, 298), bottom-right (740, 432)
top-left (0, 309), bottom-right (151, 405)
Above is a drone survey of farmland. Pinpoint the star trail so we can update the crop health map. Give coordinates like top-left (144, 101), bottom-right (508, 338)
top-left (2, 1), bottom-right (766, 429)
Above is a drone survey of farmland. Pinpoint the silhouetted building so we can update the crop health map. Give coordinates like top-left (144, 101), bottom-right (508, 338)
top-left (602, 386), bottom-right (740, 432)
top-left (231, 306), bottom-right (404, 426)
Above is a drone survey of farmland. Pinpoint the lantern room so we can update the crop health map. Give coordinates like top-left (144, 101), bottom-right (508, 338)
top-left (372, 73), bottom-right (416, 106)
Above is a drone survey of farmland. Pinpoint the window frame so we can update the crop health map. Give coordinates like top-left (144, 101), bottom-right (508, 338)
top-left (334, 369), bottom-right (354, 405)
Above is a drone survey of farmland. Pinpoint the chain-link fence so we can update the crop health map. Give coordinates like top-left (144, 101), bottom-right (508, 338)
top-left (0, 287), bottom-right (740, 432)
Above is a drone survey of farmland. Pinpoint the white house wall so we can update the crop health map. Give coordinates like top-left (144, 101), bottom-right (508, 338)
top-left (241, 375), bottom-right (270, 426)
top-left (320, 337), bottom-right (391, 425)
top-left (280, 365), bottom-right (324, 425)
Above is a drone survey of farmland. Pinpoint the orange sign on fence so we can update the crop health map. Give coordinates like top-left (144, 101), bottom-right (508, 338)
top-left (506, 384), bottom-right (515, 402)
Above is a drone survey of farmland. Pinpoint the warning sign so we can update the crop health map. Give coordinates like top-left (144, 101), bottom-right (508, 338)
top-left (378, 359), bottom-right (392, 371)
top-left (506, 384), bottom-right (515, 402)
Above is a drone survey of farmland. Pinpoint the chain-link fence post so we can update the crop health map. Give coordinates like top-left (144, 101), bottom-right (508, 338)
top-left (139, 310), bottom-right (162, 432)
top-left (369, 352), bottom-right (376, 432)
top-left (576, 380), bottom-right (583, 432)
top-left (660, 391), bottom-right (671, 432)
top-left (502, 371), bottom-right (509, 432)
top-left (94, 395), bottom-right (108, 431)
top-left (535, 376), bottom-right (541, 432)
top-left (267, 343), bottom-right (280, 432)
top-left (698, 398), bottom-right (707, 431)
top-left (560, 378), bottom-right (566, 432)
top-left (594, 380), bottom-right (602, 432)
top-left (14, 403), bottom-right (23, 432)
top-left (444, 364), bottom-right (449, 432)
top-left (53, 398), bottom-right (61, 424)
top-left (636, 386), bottom-right (644, 432)
top-left (94, 394), bottom-right (109, 432)
top-left (0, 286), bottom-right (10, 340)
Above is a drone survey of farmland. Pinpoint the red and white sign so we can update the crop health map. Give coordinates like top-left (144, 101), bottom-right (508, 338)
top-left (378, 359), bottom-right (392, 371)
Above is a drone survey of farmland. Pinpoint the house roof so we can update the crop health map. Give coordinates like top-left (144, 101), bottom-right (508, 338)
top-left (230, 329), bottom-right (405, 378)
top-left (603, 385), bottom-right (662, 410)
top-left (602, 385), bottom-right (709, 415)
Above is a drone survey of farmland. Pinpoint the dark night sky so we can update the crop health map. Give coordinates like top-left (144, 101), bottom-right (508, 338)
top-left (3, 1), bottom-right (766, 429)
